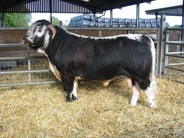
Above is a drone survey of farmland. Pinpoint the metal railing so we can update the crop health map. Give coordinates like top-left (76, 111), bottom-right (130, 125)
top-left (164, 28), bottom-right (184, 84)
top-left (0, 44), bottom-right (58, 87)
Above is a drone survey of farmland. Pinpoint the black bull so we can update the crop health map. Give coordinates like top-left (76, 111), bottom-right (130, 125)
top-left (21, 20), bottom-right (157, 108)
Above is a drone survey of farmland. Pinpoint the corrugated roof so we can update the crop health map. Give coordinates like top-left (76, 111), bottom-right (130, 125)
top-left (1, 0), bottom-right (102, 13)
top-left (145, 1), bottom-right (183, 16)
top-left (0, 0), bottom-right (155, 13)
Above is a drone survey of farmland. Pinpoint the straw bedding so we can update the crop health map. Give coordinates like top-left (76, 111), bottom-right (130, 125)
top-left (0, 75), bottom-right (184, 137)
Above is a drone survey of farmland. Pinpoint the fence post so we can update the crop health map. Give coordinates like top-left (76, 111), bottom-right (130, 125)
top-left (164, 29), bottom-right (169, 75)
top-left (99, 30), bottom-right (102, 37)
top-left (27, 47), bottom-right (31, 83)
top-left (158, 14), bottom-right (166, 78)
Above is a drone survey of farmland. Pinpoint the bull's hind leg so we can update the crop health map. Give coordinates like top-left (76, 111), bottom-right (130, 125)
top-left (130, 82), bottom-right (141, 106)
top-left (145, 80), bottom-right (157, 108)
top-left (139, 75), bottom-right (157, 108)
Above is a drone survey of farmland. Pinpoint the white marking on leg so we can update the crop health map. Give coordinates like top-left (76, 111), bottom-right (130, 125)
top-left (130, 82), bottom-right (140, 106)
top-left (145, 81), bottom-right (157, 108)
top-left (70, 81), bottom-right (78, 99)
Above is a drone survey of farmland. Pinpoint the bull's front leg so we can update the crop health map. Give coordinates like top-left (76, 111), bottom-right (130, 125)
top-left (144, 80), bottom-right (157, 108)
top-left (61, 70), bottom-right (78, 102)
top-left (71, 81), bottom-right (78, 101)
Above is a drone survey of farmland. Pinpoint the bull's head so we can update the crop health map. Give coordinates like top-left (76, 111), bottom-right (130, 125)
top-left (21, 19), bottom-right (56, 52)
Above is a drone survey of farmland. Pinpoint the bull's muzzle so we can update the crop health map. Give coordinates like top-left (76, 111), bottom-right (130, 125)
top-left (20, 37), bottom-right (30, 46)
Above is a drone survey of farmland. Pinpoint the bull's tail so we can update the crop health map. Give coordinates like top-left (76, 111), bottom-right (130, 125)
top-left (148, 36), bottom-right (157, 92)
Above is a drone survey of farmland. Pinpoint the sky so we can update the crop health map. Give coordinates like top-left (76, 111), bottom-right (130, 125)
top-left (31, 0), bottom-right (182, 26)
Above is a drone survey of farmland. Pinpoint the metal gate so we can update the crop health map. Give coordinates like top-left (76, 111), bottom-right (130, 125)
top-left (0, 44), bottom-right (58, 87)
top-left (164, 28), bottom-right (184, 84)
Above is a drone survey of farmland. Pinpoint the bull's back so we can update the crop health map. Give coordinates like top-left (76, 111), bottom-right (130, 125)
top-left (73, 35), bottom-right (152, 80)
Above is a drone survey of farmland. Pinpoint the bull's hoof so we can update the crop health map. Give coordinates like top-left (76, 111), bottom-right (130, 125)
top-left (66, 95), bottom-right (78, 102)
top-left (66, 96), bottom-right (73, 102)
top-left (72, 95), bottom-right (78, 101)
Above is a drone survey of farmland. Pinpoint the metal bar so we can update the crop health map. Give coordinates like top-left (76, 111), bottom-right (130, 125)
top-left (166, 41), bottom-right (184, 45)
top-left (155, 28), bottom-right (160, 77)
top-left (168, 63), bottom-right (184, 66)
top-left (182, 0), bottom-right (184, 42)
top-left (1, 11), bottom-right (4, 28)
top-left (110, 9), bottom-right (113, 27)
top-left (99, 30), bottom-right (102, 37)
top-left (28, 47), bottom-right (31, 83)
top-left (93, 13), bottom-right (95, 25)
top-left (166, 72), bottom-right (184, 76)
top-left (165, 66), bottom-right (184, 72)
top-left (136, 3), bottom-right (140, 28)
top-left (49, 0), bottom-right (52, 23)
top-left (164, 30), bottom-right (169, 75)
top-left (0, 44), bottom-right (23, 47)
top-left (0, 28), bottom-right (27, 30)
top-left (166, 28), bottom-right (184, 31)
top-left (0, 56), bottom-right (46, 60)
top-left (0, 81), bottom-right (59, 87)
top-left (155, 12), bottom-right (158, 28)
top-left (0, 70), bottom-right (51, 75)
top-left (166, 51), bottom-right (184, 55)
top-left (158, 14), bottom-right (166, 78)
top-left (165, 54), bottom-right (184, 58)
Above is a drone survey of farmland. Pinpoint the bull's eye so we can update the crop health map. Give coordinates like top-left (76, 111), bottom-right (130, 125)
top-left (37, 29), bottom-right (42, 32)
top-left (36, 26), bottom-right (42, 33)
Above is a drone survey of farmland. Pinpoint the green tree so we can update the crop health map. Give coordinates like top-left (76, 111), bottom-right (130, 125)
top-left (4, 13), bottom-right (32, 28)
top-left (172, 25), bottom-right (178, 28)
top-left (52, 16), bottom-right (60, 26)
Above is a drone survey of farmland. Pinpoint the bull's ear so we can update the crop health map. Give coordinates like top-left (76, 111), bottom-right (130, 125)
top-left (48, 24), bottom-right (56, 39)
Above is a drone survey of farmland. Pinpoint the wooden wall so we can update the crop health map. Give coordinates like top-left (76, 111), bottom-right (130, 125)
top-left (0, 29), bottom-right (26, 43)
top-left (0, 28), bottom-right (157, 44)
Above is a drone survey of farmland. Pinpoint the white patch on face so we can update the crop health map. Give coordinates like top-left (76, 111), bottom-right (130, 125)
top-left (130, 82), bottom-right (141, 106)
top-left (66, 30), bottom-right (142, 41)
top-left (32, 25), bottom-right (50, 49)
top-left (35, 25), bottom-right (47, 38)
top-left (27, 32), bottom-right (34, 43)
top-left (43, 30), bottom-right (50, 48)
